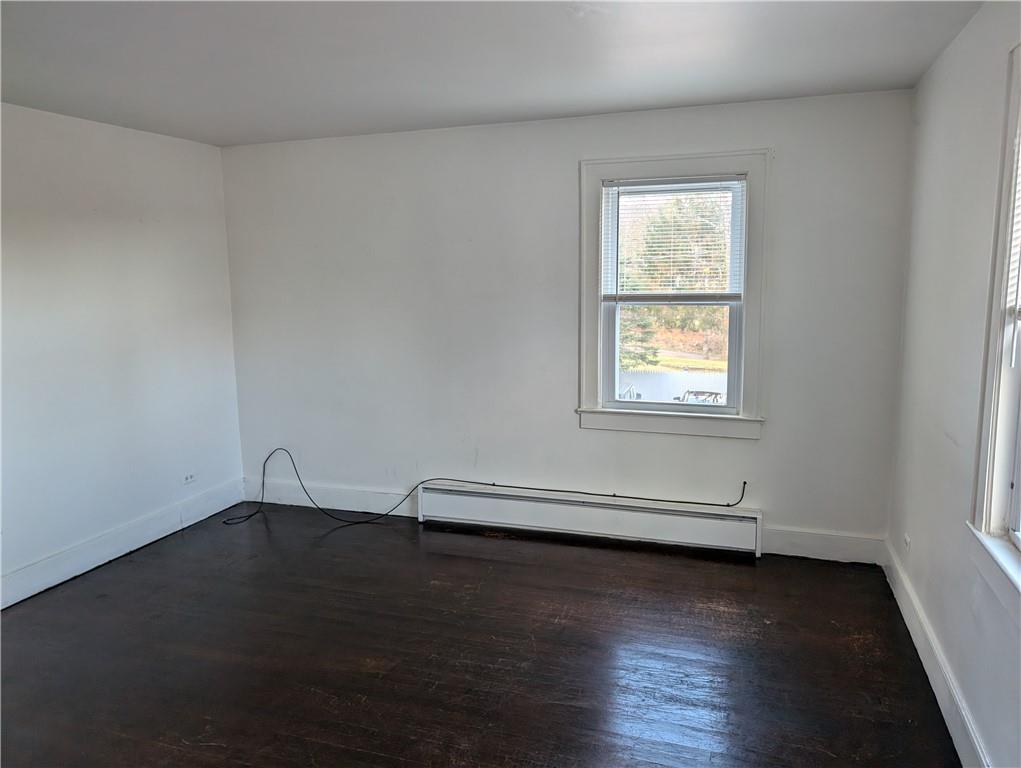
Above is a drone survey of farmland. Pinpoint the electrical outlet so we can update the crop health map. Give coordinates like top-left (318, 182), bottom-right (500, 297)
top-left (182, 472), bottom-right (197, 485)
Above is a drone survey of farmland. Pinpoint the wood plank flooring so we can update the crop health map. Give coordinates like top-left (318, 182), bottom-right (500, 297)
top-left (2, 503), bottom-right (959, 767)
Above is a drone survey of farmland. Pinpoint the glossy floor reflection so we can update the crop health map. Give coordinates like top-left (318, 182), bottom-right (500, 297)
top-left (2, 503), bottom-right (959, 767)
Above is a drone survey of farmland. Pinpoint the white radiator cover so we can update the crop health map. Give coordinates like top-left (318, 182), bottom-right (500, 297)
top-left (417, 481), bottom-right (761, 556)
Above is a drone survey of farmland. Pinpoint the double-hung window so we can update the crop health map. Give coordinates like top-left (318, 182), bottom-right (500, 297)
top-left (579, 151), bottom-right (766, 438)
top-left (600, 177), bottom-right (746, 414)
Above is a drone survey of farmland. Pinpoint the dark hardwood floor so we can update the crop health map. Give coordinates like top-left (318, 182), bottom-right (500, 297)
top-left (3, 503), bottom-right (958, 767)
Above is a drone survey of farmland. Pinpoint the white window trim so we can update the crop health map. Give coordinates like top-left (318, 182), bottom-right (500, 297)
top-left (967, 523), bottom-right (1021, 625)
top-left (578, 150), bottom-right (769, 439)
top-left (973, 45), bottom-right (1021, 590)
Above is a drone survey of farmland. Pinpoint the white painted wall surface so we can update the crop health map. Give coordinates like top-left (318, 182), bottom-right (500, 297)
top-left (887, 4), bottom-right (1021, 766)
top-left (2, 105), bottom-right (243, 605)
top-left (222, 90), bottom-right (912, 555)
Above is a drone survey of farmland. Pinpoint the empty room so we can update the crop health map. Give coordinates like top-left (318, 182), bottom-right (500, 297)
top-left (2, 1), bottom-right (1020, 766)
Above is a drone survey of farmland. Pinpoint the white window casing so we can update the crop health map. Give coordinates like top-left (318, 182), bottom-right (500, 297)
top-left (578, 150), bottom-right (769, 439)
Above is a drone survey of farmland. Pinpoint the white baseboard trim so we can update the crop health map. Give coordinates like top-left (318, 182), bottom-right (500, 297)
top-left (761, 523), bottom-right (887, 564)
top-left (245, 477), bottom-right (416, 518)
top-left (884, 541), bottom-right (986, 767)
top-left (1, 477), bottom-right (243, 609)
top-left (251, 478), bottom-right (885, 563)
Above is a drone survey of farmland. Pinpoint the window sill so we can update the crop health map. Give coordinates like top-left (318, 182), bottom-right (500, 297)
top-left (577, 407), bottom-right (763, 439)
top-left (967, 522), bottom-right (1021, 625)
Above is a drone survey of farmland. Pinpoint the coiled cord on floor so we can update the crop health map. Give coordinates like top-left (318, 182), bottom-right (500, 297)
top-left (223, 447), bottom-right (748, 529)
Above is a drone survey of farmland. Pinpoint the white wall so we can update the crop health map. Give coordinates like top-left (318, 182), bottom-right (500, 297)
top-left (1, 105), bottom-right (243, 605)
top-left (887, 4), bottom-right (1021, 767)
top-left (222, 90), bottom-right (913, 558)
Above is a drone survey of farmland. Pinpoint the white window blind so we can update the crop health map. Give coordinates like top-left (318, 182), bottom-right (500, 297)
top-left (1007, 120), bottom-right (1021, 366)
top-left (601, 178), bottom-right (747, 300)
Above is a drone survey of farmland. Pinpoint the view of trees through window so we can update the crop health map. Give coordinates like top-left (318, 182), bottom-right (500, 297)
top-left (613, 186), bottom-right (735, 405)
top-left (617, 304), bottom-right (730, 404)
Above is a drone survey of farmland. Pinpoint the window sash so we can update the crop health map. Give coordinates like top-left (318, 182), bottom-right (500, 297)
top-left (1009, 397), bottom-right (1021, 534)
top-left (599, 299), bottom-right (743, 415)
top-left (601, 177), bottom-right (747, 298)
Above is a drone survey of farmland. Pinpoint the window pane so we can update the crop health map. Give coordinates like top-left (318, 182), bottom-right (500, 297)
top-left (613, 181), bottom-right (744, 294)
top-left (616, 304), bottom-right (730, 406)
top-left (1006, 123), bottom-right (1021, 311)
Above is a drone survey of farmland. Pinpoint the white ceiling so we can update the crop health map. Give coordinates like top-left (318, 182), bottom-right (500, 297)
top-left (2, 2), bottom-right (978, 147)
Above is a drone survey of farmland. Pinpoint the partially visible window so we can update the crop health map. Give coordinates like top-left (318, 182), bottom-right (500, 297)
top-left (977, 46), bottom-right (1021, 546)
top-left (600, 178), bottom-right (746, 414)
top-left (1005, 86), bottom-right (1021, 546)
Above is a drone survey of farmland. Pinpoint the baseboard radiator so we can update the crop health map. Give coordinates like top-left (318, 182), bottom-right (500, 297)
top-left (417, 481), bottom-right (761, 556)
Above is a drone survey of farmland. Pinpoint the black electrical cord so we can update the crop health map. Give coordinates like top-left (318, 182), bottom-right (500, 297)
top-left (224, 447), bottom-right (364, 526)
top-left (223, 446), bottom-right (748, 528)
top-left (221, 448), bottom-right (471, 527)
